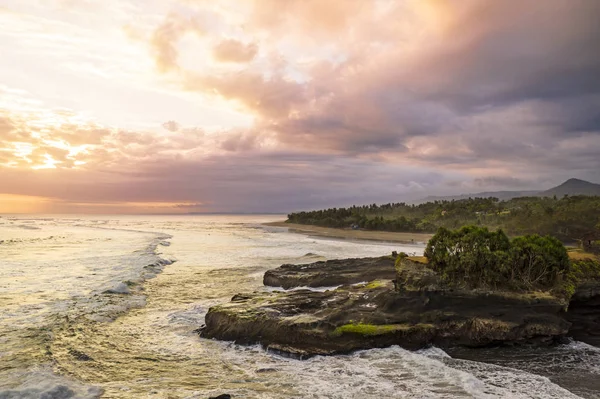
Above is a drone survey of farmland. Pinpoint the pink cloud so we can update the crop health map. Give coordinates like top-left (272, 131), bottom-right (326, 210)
top-left (212, 39), bottom-right (258, 63)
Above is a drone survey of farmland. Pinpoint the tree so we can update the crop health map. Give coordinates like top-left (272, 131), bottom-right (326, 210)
top-left (507, 235), bottom-right (570, 289)
top-left (424, 226), bottom-right (570, 291)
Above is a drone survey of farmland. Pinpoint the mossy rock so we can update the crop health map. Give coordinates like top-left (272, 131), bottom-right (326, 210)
top-left (395, 258), bottom-right (442, 292)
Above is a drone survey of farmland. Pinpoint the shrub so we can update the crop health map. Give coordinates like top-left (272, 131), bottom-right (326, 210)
top-left (561, 258), bottom-right (600, 298)
top-left (425, 226), bottom-right (570, 291)
top-left (424, 226), bottom-right (510, 287)
top-left (506, 235), bottom-right (570, 289)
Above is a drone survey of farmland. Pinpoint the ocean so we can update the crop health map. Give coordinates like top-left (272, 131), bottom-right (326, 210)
top-left (0, 215), bottom-right (598, 398)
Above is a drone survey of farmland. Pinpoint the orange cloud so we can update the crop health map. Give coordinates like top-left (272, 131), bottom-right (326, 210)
top-left (246, 0), bottom-right (370, 40)
top-left (212, 39), bottom-right (258, 63)
top-left (151, 12), bottom-right (205, 73)
top-left (183, 71), bottom-right (305, 119)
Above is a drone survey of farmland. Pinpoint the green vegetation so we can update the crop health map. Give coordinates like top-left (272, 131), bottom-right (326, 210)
top-left (424, 226), bottom-right (571, 292)
top-left (393, 251), bottom-right (409, 267)
top-left (364, 280), bottom-right (387, 289)
top-left (287, 195), bottom-right (600, 243)
top-left (331, 322), bottom-right (435, 337)
top-left (564, 258), bottom-right (600, 297)
top-left (331, 323), bottom-right (405, 337)
top-left (568, 258), bottom-right (600, 281)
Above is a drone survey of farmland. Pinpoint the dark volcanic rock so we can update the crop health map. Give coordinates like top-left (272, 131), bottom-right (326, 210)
top-left (263, 256), bottom-right (396, 288)
top-left (200, 278), bottom-right (569, 357)
top-left (198, 256), bottom-right (596, 356)
top-left (566, 281), bottom-right (600, 346)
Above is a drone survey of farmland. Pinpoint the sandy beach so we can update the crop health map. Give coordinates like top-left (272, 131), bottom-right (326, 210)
top-left (264, 221), bottom-right (433, 244)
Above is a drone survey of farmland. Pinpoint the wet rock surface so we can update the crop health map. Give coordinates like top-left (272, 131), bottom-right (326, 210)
top-left (201, 257), bottom-right (572, 356)
top-left (263, 256), bottom-right (396, 289)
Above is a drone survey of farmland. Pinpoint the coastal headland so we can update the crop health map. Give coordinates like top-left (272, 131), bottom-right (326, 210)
top-left (200, 226), bottom-right (600, 357)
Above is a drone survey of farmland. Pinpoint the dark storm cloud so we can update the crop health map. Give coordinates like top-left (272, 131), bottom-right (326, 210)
top-left (403, 1), bottom-right (600, 110)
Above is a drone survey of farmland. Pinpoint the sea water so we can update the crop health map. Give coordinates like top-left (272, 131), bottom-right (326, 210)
top-left (0, 215), bottom-right (598, 398)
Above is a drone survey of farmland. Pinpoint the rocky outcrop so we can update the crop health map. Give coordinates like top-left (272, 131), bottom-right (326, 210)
top-left (198, 256), bottom-right (600, 356)
top-left (201, 259), bottom-right (570, 356)
top-left (263, 256), bottom-right (396, 289)
top-left (393, 257), bottom-right (442, 291)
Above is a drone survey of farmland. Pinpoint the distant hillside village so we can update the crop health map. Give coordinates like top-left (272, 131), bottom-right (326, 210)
top-left (287, 179), bottom-right (600, 250)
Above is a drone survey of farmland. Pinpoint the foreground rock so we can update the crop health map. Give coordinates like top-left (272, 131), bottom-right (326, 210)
top-left (201, 260), bottom-right (570, 356)
top-left (565, 280), bottom-right (600, 346)
top-left (263, 255), bottom-right (396, 289)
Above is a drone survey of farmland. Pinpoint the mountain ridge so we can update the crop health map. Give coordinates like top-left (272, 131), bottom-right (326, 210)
top-left (418, 178), bottom-right (600, 203)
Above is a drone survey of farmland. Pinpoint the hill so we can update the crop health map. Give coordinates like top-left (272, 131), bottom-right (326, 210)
top-left (417, 178), bottom-right (599, 203)
top-left (540, 178), bottom-right (600, 197)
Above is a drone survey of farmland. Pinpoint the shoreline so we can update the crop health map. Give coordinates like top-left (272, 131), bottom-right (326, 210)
top-left (263, 221), bottom-right (433, 244)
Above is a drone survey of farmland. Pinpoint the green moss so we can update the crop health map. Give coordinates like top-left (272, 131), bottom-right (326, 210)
top-left (331, 323), bottom-right (405, 337)
top-left (331, 322), bottom-right (435, 337)
top-left (364, 280), bottom-right (386, 289)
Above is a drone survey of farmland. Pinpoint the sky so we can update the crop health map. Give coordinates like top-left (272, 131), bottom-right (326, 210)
top-left (0, 0), bottom-right (599, 214)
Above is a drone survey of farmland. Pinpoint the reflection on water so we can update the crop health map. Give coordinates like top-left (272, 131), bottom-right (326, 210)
top-left (0, 215), bottom-right (597, 398)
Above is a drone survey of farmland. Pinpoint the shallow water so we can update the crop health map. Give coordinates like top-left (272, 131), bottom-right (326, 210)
top-left (0, 215), bottom-right (598, 398)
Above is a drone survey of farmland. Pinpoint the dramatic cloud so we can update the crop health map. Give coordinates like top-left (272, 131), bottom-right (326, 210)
top-left (0, 0), bottom-right (599, 213)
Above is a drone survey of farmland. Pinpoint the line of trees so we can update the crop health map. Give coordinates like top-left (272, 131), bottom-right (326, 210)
top-left (287, 195), bottom-right (600, 243)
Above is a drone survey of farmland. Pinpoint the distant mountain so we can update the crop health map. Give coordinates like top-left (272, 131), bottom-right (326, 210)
top-left (540, 178), bottom-right (600, 197)
top-left (417, 178), bottom-right (600, 203)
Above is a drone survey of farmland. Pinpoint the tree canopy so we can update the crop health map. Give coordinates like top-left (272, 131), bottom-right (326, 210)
top-left (287, 195), bottom-right (600, 243)
top-left (424, 226), bottom-right (570, 291)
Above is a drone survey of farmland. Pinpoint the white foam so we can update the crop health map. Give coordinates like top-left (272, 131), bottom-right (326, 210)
top-left (557, 340), bottom-right (600, 375)
top-left (417, 346), bottom-right (452, 359)
top-left (0, 368), bottom-right (102, 399)
top-left (263, 285), bottom-right (342, 293)
top-left (293, 347), bottom-right (579, 398)
top-left (198, 343), bottom-right (583, 399)
top-left (561, 339), bottom-right (600, 353)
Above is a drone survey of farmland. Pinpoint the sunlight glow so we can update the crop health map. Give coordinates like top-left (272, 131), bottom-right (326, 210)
top-left (0, 194), bottom-right (53, 214)
top-left (31, 154), bottom-right (59, 169)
